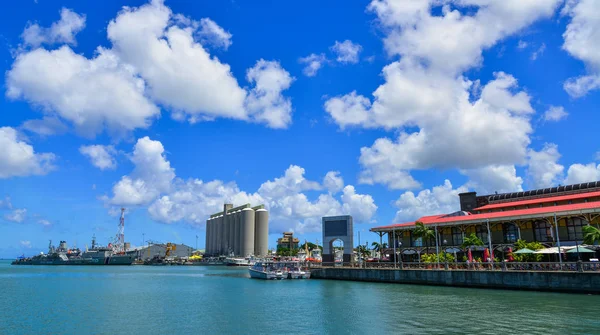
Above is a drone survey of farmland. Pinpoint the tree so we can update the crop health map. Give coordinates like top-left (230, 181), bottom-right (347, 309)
top-left (461, 233), bottom-right (484, 250)
top-left (413, 221), bottom-right (435, 248)
top-left (298, 242), bottom-right (323, 251)
top-left (513, 239), bottom-right (543, 262)
top-left (355, 245), bottom-right (370, 259)
top-left (583, 225), bottom-right (600, 245)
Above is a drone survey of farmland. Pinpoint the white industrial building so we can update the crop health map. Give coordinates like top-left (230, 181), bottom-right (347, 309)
top-left (205, 203), bottom-right (269, 257)
top-left (128, 243), bottom-right (195, 261)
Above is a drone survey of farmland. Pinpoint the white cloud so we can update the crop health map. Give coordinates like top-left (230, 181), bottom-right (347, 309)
top-left (4, 209), bottom-right (27, 223)
top-left (324, 0), bottom-right (560, 189)
top-left (330, 40), bottom-right (362, 64)
top-left (109, 138), bottom-right (377, 234)
top-left (0, 127), bottom-right (55, 178)
top-left (245, 60), bottom-right (294, 129)
top-left (393, 180), bottom-right (467, 222)
top-left (530, 43), bottom-right (546, 61)
top-left (562, 0), bottom-right (600, 97)
top-left (22, 8), bottom-right (85, 47)
top-left (323, 171), bottom-right (344, 193)
top-left (21, 117), bottom-right (68, 136)
top-left (0, 196), bottom-right (12, 210)
top-left (369, 0), bottom-right (560, 75)
top-left (564, 162), bottom-right (600, 185)
top-left (543, 106), bottom-right (568, 122)
top-left (462, 165), bottom-right (523, 195)
top-left (299, 53), bottom-right (327, 77)
top-left (79, 145), bottom-right (117, 170)
top-left (38, 219), bottom-right (51, 226)
top-left (6, 46), bottom-right (160, 138)
top-left (517, 40), bottom-right (528, 49)
top-left (527, 143), bottom-right (564, 188)
top-left (20, 240), bottom-right (32, 248)
top-left (109, 137), bottom-right (175, 206)
top-left (8, 1), bottom-right (295, 137)
top-left (197, 17), bottom-right (232, 50)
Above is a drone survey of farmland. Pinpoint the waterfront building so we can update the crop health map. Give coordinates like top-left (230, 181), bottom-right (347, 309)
top-left (276, 232), bottom-right (299, 250)
top-left (370, 181), bottom-right (600, 261)
top-left (205, 203), bottom-right (269, 257)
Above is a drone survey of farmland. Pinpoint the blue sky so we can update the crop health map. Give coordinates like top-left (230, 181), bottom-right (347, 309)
top-left (1, 0), bottom-right (599, 257)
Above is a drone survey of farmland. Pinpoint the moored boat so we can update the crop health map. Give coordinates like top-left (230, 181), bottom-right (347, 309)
top-left (249, 261), bottom-right (286, 280)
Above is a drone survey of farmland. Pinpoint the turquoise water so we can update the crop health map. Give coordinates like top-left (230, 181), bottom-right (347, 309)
top-left (1, 260), bottom-right (599, 335)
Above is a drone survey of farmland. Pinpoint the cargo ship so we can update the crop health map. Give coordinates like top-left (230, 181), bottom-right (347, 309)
top-left (12, 208), bottom-right (134, 266)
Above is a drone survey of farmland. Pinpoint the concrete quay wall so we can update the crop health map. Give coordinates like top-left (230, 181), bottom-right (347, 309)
top-left (310, 268), bottom-right (600, 294)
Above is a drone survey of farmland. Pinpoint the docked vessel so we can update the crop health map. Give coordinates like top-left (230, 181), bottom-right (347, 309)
top-left (225, 256), bottom-right (255, 266)
top-left (12, 208), bottom-right (134, 266)
top-left (284, 262), bottom-right (310, 279)
top-left (249, 261), bottom-right (286, 280)
top-left (12, 238), bottom-right (134, 265)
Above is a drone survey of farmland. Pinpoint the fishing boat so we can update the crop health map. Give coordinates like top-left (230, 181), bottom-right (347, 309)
top-left (225, 256), bottom-right (255, 266)
top-left (249, 261), bottom-right (285, 280)
top-left (281, 261), bottom-right (310, 279)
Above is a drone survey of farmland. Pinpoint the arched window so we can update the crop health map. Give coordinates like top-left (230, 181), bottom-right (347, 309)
top-left (534, 221), bottom-right (553, 242)
top-left (566, 217), bottom-right (586, 241)
top-left (503, 223), bottom-right (518, 243)
top-left (452, 227), bottom-right (463, 246)
top-left (475, 225), bottom-right (488, 242)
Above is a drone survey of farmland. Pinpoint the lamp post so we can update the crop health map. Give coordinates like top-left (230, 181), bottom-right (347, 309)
top-left (397, 242), bottom-right (402, 268)
top-left (142, 233), bottom-right (145, 246)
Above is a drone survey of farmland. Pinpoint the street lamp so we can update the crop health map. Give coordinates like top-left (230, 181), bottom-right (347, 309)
top-left (397, 241), bottom-right (402, 266)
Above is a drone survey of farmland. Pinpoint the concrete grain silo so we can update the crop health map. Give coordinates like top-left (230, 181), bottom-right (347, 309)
top-left (205, 218), bottom-right (212, 254)
top-left (234, 210), bottom-right (241, 256)
top-left (241, 208), bottom-right (255, 257)
top-left (223, 213), bottom-right (230, 255)
top-left (254, 209), bottom-right (269, 257)
top-left (228, 213), bottom-right (235, 256)
top-left (216, 215), bottom-right (225, 255)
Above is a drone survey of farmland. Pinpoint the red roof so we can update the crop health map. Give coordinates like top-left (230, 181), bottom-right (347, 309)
top-left (371, 200), bottom-right (600, 231)
top-left (473, 190), bottom-right (600, 211)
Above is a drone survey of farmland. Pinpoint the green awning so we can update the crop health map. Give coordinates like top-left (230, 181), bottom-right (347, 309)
top-left (566, 246), bottom-right (596, 253)
top-left (513, 248), bottom-right (536, 254)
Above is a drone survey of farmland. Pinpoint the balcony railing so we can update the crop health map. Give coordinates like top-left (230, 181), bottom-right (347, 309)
top-left (307, 261), bottom-right (600, 272)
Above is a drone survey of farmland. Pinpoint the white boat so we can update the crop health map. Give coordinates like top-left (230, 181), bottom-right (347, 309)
top-left (281, 261), bottom-right (310, 279)
top-left (249, 261), bottom-right (286, 280)
top-left (225, 256), bottom-right (255, 266)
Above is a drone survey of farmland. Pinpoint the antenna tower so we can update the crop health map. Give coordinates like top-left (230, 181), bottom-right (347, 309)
top-left (114, 208), bottom-right (125, 253)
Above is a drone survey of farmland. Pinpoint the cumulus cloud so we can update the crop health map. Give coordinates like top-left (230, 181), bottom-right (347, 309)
top-left (22, 8), bottom-right (85, 47)
top-left (299, 53), bottom-right (327, 77)
top-left (109, 137), bottom-right (377, 234)
top-left (20, 240), bottom-right (32, 248)
top-left (109, 137), bottom-right (175, 206)
top-left (323, 171), bottom-right (344, 193)
top-left (393, 180), bottom-right (467, 222)
top-left (7, 1), bottom-right (296, 138)
top-left (562, 0), bottom-right (600, 97)
top-left (462, 165), bottom-right (523, 195)
top-left (543, 106), bottom-right (568, 122)
top-left (79, 145), bottom-right (117, 170)
top-left (4, 209), bottom-right (27, 223)
top-left (245, 59), bottom-right (294, 129)
top-left (526, 143), bottom-right (565, 189)
top-left (564, 162), bottom-right (600, 185)
top-left (6, 46), bottom-right (160, 138)
top-left (0, 127), bottom-right (55, 178)
top-left (330, 40), bottom-right (362, 64)
top-left (324, 0), bottom-right (560, 189)
top-left (197, 17), bottom-right (232, 50)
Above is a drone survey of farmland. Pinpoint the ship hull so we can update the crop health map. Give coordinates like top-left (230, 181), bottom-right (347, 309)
top-left (12, 255), bottom-right (134, 266)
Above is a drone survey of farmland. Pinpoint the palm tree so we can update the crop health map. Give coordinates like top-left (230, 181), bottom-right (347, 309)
top-left (461, 233), bottom-right (484, 249)
top-left (355, 245), bottom-right (370, 259)
top-left (583, 225), bottom-right (600, 245)
top-left (413, 221), bottom-right (435, 249)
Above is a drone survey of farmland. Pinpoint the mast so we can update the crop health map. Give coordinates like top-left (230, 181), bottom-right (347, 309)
top-left (114, 208), bottom-right (125, 253)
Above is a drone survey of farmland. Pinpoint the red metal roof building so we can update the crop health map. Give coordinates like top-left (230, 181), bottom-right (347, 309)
top-left (370, 181), bottom-right (600, 260)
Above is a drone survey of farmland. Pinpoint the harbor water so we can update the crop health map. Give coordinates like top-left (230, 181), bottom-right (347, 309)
top-left (0, 260), bottom-right (599, 335)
